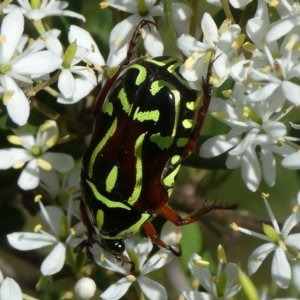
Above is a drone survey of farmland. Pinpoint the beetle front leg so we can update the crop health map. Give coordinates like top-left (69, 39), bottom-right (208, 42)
top-left (159, 203), bottom-right (237, 226)
top-left (143, 221), bottom-right (181, 256)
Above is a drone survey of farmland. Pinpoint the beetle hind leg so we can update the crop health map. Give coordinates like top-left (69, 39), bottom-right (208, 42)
top-left (159, 202), bottom-right (237, 227)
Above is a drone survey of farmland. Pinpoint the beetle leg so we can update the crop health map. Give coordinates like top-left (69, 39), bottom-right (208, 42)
top-left (182, 57), bottom-right (214, 159)
top-left (143, 221), bottom-right (181, 256)
top-left (93, 20), bottom-right (158, 117)
top-left (159, 203), bottom-right (237, 226)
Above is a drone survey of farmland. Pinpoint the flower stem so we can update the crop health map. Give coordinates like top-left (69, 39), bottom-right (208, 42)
top-left (0, 0), bottom-right (13, 11)
top-left (30, 97), bottom-right (87, 136)
top-left (189, 0), bottom-right (198, 37)
top-left (32, 19), bottom-right (46, 35)
top-left (33, 71), bottom-right (61, 94)
top-left (66, 245), bottom-right (80, 278)
top-left (220, 0), bottom-right (235, 24)
top-left (278, 138), bottom-right (300, 151)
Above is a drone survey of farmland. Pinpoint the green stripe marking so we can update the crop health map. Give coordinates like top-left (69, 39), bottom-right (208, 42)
top-left (177, 137), bottom-right (189, 147)
top-left (86, 180), bottom-right (130, 210)
top-left (100, 213), bottom-right (151, 240)
top-left (171, 155), bottom-right (180, 164)
top-left (105, 165), bottom-right (118, 193)
top-left (186, 101), bottom-right (196, 110)
top-left (163, 165), bottom-right (181, 187)
top-left (133, 106), bottom-right (160, 122)
top-left (149, 80), bottom-right (180, 150)
top-left (96, 209), bottom-right (104, 228)
top-left (102, 100), bottom-right (113, 116)
top-left (128, 133), bottom-right (146, 205)
top-left (182, 119), bottom-right (193, 129)
top-left (145, 57), bottom-right (175, 66)
top-left (127, 64), bottom-right (147, 85)
top-left (118, 88), bottom-right (131, 113)
top-left (89, 118), bottom-right (117, 177)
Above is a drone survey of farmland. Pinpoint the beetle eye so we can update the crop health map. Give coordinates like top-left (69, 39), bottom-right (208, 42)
top-left (101, 240), bottom-right (125, 255)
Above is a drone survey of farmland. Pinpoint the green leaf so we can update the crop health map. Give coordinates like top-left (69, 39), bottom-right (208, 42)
top-left (36, 275), bottom-right (53, 291)
top-left (180, 222), bottom-right (203, 271)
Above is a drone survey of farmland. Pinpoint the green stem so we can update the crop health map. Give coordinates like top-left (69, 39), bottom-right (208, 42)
top-left (66, 245), bottom-right (80, 278)
top-left (32, 19), bottom-right (46, 35)
top-left (220, 0), bottom-right (235, 24)
top-left (278, 138), bottom-right (300, 151)
top-left (189, 0), bottom-right (198, 37)
top-left (30, 97), bottom-right (88, 137)
top-left (133, 282), bottom-right (145, 300)
top-left (0, 0), bottom-right (13, 11)
top-left (33, 71), bottom-right (61, 94)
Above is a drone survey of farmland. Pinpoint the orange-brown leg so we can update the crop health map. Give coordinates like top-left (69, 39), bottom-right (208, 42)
top-left (182, 58), bottom-right (215, 159)
top-left (159, 203), bottom-right (237, 226)
top-left (143, 221), bottom-right (181, 256)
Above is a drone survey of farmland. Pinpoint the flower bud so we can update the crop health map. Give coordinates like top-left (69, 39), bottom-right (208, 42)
top-left (74, 277), bottom-right (96, 300)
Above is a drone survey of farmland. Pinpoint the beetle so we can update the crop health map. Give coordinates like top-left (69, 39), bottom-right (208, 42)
top-left (75, 20), bottom-right (235, 272)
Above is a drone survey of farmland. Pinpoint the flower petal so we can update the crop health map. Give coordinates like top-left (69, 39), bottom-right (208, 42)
top-left (138, 276), bottom-right (167, 300)
top-left (41, 242), bottom-right (66, 275)
top-left (57, 77), bottom-right (95, 104)
top-left (42, 152), bottom-right (74, 172)
top-left (0, 278), bottom-right (22, 300)
top-left (69, 25), bottom-right (105, 66)
top-left (142, 249), bottom-right (174, 275)
top-left (201, 13), bottom-right (218, 48)
top-left (0, 10), bottom-right (24, 63)
top-left (281, 80), bottom-right (300, 105)
top-left (134, 238), bottom-right (153, 268)
top-left (182, 290), bottom-right (213, 300)
top-left (0, 148), bottom-right (31, 169)
top-left (12, 51), bottom-right (63, 76)
top-left (200, 135), bottom-right (239, 158)
top-left (58, 69), bottom-right (76, 98)
top-left (282, 152), bottom-right (300, 170)
top-left (18, 159), bottom-right (39, 190)
top-left (248, 243), bottom-right (276, 276)
top-left (1, 75), bottom-right (30, 126)
top-left (100, 277), bottom-right (132, 300)
top-left (241, 146), bottom-right (261, 192)
top-left (7, 232), bottom-right (56, 250)
top-left (271, 247), bottom-right (291, 289)
top-left (261, 147), bottom-right (276, 187)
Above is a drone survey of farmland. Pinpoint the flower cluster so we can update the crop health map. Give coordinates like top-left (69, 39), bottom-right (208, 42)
top-left (187, 2), bottom-right (300, 191)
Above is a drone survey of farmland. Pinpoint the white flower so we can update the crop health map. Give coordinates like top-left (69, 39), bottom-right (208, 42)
top-left (199, 83), bottom-right (296, 191)
top-left (182, 246), bottom-right (241, 300)
top-left (56, 25), bottom-right (105, 104)
top-left (7, 197), bottom-right (85, 276)
top-left (232, 193), bottom-right (300, 289)
top-left (0, 270), bottom-right (22, 300)
top-left (177, 13), bottom-right (241, 89)
top-left (281, 151), bottom-right (300, 170)
top-left (101, 0), bottom-right (190, 61)
top-left (94, 222), bottom-right (180, 300)
top-left (99, 239), bottom-right (173, 300)
top-left (4, 0), bottom-right (85, 22)
top-left (0, 120), bottom-right (74, 190)
top-left (0, 10), bottom-right (63, 125)
top-left (74, 277), bottom-right (97, 300)
top-left (205, 0), bottom-right (252, 9)
top-left (266, 0), bottom-right (300, 43)
top-left (40, 169), bottom-right (81, 218)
